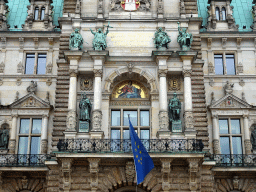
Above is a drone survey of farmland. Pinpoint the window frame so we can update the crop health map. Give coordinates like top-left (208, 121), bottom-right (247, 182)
top-left (24, 52), bottom-right (47, 75)
top-left (110, 107), bottom-right (151, 140)
top-left (213, 52), bottom-right (237, 75)
top-left (218, 117), bottom-right (244, 155)
top-left (16, 117), bottom-right (42, 154)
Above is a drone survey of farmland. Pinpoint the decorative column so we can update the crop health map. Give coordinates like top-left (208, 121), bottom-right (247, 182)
top-left (212, 114), bottom-right (221, 154)
top-left (152, 51), bottom-right (172, 139)
top-left (41, 114), bottom-right (49, 154)
top-left (187, 158), bottom-right (200, 192)
top-left (64, 51), bottom-right (83, 138)
top-left (180, 53), bottom-right (197, 139)
top-left (243, 114), bottom-right (251, 154)
top-left (88, 51), bottom-right (108, 139)
top-left (9, 114), bottom-right (18, 154)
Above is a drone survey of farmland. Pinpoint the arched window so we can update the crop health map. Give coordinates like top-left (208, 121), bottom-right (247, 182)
top-left (41, 7), bottom-right (45, 20)
top-left (222, 7), bottom-right (226, 20)
top-left (34, 7), bottom-right (39, 20)
top-left (215, 7), bottom-right (220, 21)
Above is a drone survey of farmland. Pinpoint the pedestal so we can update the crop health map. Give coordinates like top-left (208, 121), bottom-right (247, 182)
top-left (79, 121), bottom-right (90, 132)
top-left (171, 120), bottom-right (182, 133)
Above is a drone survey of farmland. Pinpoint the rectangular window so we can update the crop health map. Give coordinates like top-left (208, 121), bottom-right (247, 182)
top-left (214, 54), bottom-right (236, 75)
top-left (111, 109), bottom-right (150, 140)
top-left (25, 53), bottom-right (47, 75)
top-left (18, 118), bottom-right (42, 154)
top-left (219, 118), bottom-right (243, 154)
top-left (214, 54), bottom-right (224, 75)
top-left (226, 54), bottom-right (235, 75)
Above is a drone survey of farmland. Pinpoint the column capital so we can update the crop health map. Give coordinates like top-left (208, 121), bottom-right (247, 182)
top-left (212, 114), bottom-right (218, 119)
top-left (69, 69), bottom-right (78, 77)
top-left (11, 114), bottom-right (18, 118)
top-left (243, 114), bottom-right (249, 118)
top-left (88, 51), bottom-right (108, 62)
top-left (178, 52), bottom-right (197, 62)
top-left (183, 69), bottom-right (192, 77)
top-left (158, 68), bottom-right (168, 77)
top-left (93, 69), bottom-right (103, 78)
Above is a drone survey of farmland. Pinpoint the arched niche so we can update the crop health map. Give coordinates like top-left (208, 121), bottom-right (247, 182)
top-left (104, 67), bottom-right (157, 94)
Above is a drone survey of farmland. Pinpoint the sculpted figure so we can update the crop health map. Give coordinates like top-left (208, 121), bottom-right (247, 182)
top-left (251, 128), bottom-right (256, 150)
top-left (177, 22), bottom-right (193, 50)
top-left (153, 27), bottom-right (171, 49)
top-left (27, 81), bottom-right (37, 94)
top-left (169, 92), bottom-right (181, 122)
top-left (79, 93), bottom-right (92, 121)
top-left (90, 22), bottom-right (113, 51)
top-left (0, 129), bottom-right (9, 149)
top-left (118, 81), bottom-right (141, 98)
top-left (69, 28), bottom-right (83, 50)
top-left (224, 81), bottom-right (234, 94)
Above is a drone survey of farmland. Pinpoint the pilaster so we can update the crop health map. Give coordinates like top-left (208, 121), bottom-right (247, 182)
top-left (61, 158), bottom-right (73, 192)
top-left (88, 158), bottom-right (101, 192)
top-left (9, 113), bottom-right (18, 154)
top-left (187, 158), bottom-right (200, 192)
top-left (160, 158), bottom-right (173, 192)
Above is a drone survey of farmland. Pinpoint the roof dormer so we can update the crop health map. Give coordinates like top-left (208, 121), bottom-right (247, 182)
top-left (207, 0), bottom-right (238, 31)
top-left (23, 0), bottom-right (54, 31)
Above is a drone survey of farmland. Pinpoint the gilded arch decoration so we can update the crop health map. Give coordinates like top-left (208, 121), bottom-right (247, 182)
top-left (104, 66), bottom-right (157, 94)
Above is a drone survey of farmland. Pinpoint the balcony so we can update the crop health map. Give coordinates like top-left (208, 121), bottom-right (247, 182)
top-left (56, 139), bottom-right (204, 153)
top-left (0, 154), bottom-right (51, 167)
top-left (211, 154), bottom-right (256, 167)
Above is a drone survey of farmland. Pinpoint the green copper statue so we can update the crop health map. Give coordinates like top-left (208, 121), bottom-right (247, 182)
top-left (90, 22), bottom-right (113, 51)
top-left (251, 127), bottom-right (256, 150)
top-left (69, 28), bottom-right (83, 50)
top-left (0, 129), bottom-right (9, 149)
top-left (177, 22), bottom-right (193, 51)
top-left (153, 27), bottom-right (171, 49)
top-left (79, 93), bottom-right (92, 122)
top-left (169, 92), bottom-right (181, 122)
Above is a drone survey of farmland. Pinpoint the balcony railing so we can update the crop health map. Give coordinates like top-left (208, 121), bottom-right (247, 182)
top-left (57, 139), bottom-right (204, 153)
top-left (0, 154), bottom-right (51, 167)
top-left (211, 154), bottom-right (256, 167)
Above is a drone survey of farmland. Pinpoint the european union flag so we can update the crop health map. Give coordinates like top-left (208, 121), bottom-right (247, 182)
top-left (129, 118), bottom-right (154, 184)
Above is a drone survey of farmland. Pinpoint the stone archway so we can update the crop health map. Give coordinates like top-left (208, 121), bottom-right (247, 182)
top-left (114, 186), bottom-right (147, 192)
top-left (104, 66), bottom-right (157, 93)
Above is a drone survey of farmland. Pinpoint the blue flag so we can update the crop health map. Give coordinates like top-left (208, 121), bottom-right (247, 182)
top-left (129, 118), bottom-right (154, 184)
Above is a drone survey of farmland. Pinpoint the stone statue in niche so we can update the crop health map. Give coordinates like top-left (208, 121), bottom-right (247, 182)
top-left (118, 81), bottom-right (141, 98)
top-left (90, 22), bottom-right (113, 51)
top-left (0, 128), bottom-right (9, 150)
top-left (177, 22), bottom-right (193, 51)
top-left (69, 28), bottom-right (83, 50)
top-left (251, 127), bottom-right (256, 151)
top-left (27, 81), bottom-right (37, 94)
top-left (169, 93), bottom-right (182, 132)
top-left (79, 93), bottom-right (92, 132)
top-left (153, 27), bottom-right (171, 49)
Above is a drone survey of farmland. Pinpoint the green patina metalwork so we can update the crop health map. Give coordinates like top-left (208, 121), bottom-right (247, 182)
top-left (0, 129), bottom-right (9, 150)
top-left (69, 28), bottom-right (83, 50)
top-left (177, 22), bottom-right (193, 51)
top-left (169, 92), bottom-right (181, 122)
top-left (6, 0), bottom-right (63, 31)
top-left (251, 127), bottom-right (256, 150)
top-left (197, 0), bottom-right (254, 32)
top-left (79, 93), bottom-right (92, 122)
top-left (153, 27), bottom-right (171, 49)
top-left (90, 22), bottom-right (113, 51)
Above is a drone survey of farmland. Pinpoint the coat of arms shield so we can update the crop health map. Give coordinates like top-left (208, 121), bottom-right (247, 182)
top-left (121, 0), bottom-right (140, 11)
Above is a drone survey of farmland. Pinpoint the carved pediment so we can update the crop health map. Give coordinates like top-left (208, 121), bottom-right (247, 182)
top-left (10, 93), bottom-right (50, 109)
top-left (210, 93), bottom-right (251, 109)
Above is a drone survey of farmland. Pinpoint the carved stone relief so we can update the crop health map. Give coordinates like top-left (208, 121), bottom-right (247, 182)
top-left (0, 62), bottom-right (4, 73)
top-left (208, 62), bottom-right (214, 74)
top-left (61, 158), bottom-right (73, 192)
top-left (46, 62), bottom-right (53, 74)
top-left (17, 62), bottom-right (24, 73)
top-left (159, 111), bottom-right (168, 131)
top-left (92, 110), bottom-right (102, 131)
top-left (125, 161), bottom-right (135, 183)
top-left (66, 110), bottom-right (77, 131)
top-left (80, 77), bottom-right (93, 91)
top-left (168, 76), bottom-right (181, 91)
top-left (216, 178), bottom-right (256, 192)
top-left (110, 0), bottom-right (151, 12)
